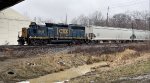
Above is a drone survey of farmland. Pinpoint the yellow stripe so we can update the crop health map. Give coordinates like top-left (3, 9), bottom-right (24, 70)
top-left (29, 37), bottom-right (49, 39)
top-left (29, 37), bottom-right (86, 39)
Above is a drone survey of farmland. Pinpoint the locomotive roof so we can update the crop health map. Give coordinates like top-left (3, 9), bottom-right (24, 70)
top-left (29, 22), bottom-right (86, 29)
top-left (69, 24), bottom-right (85, 28)
top-left (45, 23), bottom-right (68, 27)
top-left (69, 24), bottom-right (84, 27)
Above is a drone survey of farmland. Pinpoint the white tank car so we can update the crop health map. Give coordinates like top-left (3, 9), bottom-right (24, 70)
top-left (86, 26), bottom-right (150, 42)
top-left (133, 30), bottom-right (149, 41)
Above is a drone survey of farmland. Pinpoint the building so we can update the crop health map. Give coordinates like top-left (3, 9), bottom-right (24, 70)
top-left (0, 8), bottom-right (31, 45)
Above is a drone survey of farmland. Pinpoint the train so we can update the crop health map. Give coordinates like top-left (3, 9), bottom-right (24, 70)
top-left (17, 22), bottom-right (150, 45)
top-left (18, 22), bottom-right (87, 45)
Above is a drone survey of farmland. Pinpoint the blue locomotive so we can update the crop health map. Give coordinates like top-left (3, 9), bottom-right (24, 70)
top-left (18, 22), bottom-right (87, 45)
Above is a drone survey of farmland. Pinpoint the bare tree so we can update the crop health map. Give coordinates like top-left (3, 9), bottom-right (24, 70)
top-left (71, 11), bottom-right (105, 26)
top-left (71, 18), bottom-right (78, 24)
top-left (128, 11), bottom-right (149, 30)
top-left (110, 13), bottom-right (132, 28)
top-left (33, 17), bottom-right (53, 24)
top-left (71, 15), bottom-right (89, 26)
top-left (71, 10), bottom-right (149, 30)
top-left (89, 11), bottom-right (105, 26)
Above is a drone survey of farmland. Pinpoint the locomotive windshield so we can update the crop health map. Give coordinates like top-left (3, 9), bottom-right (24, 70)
top-left (36, 25), bottom-right (46, 35)
top-left (28, 23), bottom-right (48, 37)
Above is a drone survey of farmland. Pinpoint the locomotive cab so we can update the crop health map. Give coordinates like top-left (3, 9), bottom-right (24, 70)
top-left (27, 22), bottom-right (49, 45)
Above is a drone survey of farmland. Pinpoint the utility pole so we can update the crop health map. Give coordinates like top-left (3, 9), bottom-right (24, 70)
top-left (131, 22), bottom-right (135, 41)
top-left (106, 6), bottom-right (110, 26)
top-left (65, 13), bottom-right (68, 24)
top-left (34, 17), bottom-right (37, 23)
top-left (147, 0), bottom-right (150, 45)
top-left (88, 18), bottom-right (90, 27)
top-left (148, 0), bottom-right (150, 46)
top-left (149, 0), bottom-right (150, 28)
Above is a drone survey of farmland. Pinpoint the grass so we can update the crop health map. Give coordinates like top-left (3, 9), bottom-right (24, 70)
top-left (70, 59), bottom-right (150, 83)
top-left (104, 60), bottom-right (150, 82)
top-left (0, 54), bottom-right (91, 82)
top-left (1, 44), bottom-right (150, 83)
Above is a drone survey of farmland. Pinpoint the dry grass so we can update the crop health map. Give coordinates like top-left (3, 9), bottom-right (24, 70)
top-left (0, 46), bottom-right (60, 61)
top-left (69, 52), bottom-right (150, 83)
top-left (0, 44), bottom-right (150, 82)
top-left (69, 46), bottom-right (125, 56)
top-left (68, 44), bottom-right (150, 63)
top-left (68, 44), bottom-right (150, 83)
top-left (115, 49), bottom-right (137, 60)
top-left (0, 53), bottom-right (96, 82)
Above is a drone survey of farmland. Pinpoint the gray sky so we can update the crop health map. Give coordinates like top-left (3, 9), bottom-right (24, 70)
top-left (12, 0), bottom-right (149, 23)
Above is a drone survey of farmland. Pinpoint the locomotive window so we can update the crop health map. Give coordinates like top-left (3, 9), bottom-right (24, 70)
top-left (37, 30), bottom-right (45, 34)
top-left (33, 29), bottom-right (37, 34)
top-left (48, 27), bottom-right (53, 29)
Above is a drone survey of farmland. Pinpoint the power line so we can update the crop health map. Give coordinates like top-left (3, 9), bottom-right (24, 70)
top-left (99, 0), bottom-right (148, 12)
top-left (110, 3), bottom-right (148, 11)
top-left (111, 0), bottom-right (148, 9)
top-left (110, 0), bottom-right (146, 7)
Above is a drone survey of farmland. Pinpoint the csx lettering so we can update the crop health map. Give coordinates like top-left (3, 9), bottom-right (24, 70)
top-left (59, 29), bottom-right (69, 34)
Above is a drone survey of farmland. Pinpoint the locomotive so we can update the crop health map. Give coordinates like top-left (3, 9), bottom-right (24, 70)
top-left (18, 22), bottom-right (150, 45)
top-left (18, 22), bottom-right (87, 45)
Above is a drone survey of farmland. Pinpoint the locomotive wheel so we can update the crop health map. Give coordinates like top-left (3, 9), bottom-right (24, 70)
top-left (43, 40), bottom-right (48, 45)
top-left (72, 41), bottom-right (76, 45)
top-left (30, 39), bottom-right (38, 46)
top-left (30, 39), bottom-right (48, 46)
top-left (18, 39), bottom-right (25, 45)
top-left (18, 41), bottom-right (25, 45)
top-left (41, 40), bottom-right (47, 45)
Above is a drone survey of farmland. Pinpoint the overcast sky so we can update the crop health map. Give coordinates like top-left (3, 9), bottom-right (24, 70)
top-left (12, 0), bottom-right (149, 23)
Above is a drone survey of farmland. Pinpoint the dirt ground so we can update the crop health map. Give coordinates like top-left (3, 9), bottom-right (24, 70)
top-left (0, 44), bottom-right (150, 83)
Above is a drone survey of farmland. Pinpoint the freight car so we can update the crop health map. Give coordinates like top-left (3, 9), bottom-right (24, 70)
top-left (18, 22), bottom-right (87, 45)
top-left (18, 22), bottom-right (150, 45)
top-left (86, 26), bottom-right (150, 43)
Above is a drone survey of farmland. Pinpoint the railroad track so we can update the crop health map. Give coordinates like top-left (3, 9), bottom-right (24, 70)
top-left (0, 42), bottom-right (146, 48)
top-left (0, 43), bottom-right (147, 59)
